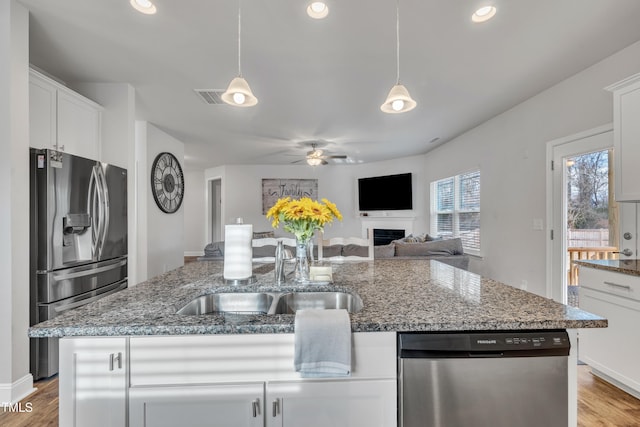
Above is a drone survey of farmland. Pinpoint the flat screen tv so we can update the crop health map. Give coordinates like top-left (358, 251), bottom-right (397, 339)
top-left (358, 173), bottom-right (413, 211)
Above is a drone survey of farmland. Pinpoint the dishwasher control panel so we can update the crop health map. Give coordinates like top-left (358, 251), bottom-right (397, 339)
top-left (398, 330), bottom-right (570, 358)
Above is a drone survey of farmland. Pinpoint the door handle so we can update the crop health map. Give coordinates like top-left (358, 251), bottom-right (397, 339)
top-left (272, 398), bottom-right (280, 417)
top-left (251, 399), bottom-right (260, 417)
top-left (613, 248), bottom-right (633, 257)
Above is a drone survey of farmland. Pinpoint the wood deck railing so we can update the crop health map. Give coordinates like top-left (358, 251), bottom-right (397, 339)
top-left (568, 246), bottom-right (618, 286)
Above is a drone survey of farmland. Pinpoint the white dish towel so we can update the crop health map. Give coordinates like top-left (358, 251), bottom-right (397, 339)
top-left (294, 309), bottom-right (352, 378)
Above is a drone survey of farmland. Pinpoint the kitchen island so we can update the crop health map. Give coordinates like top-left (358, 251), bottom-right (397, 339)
top-left (575, 259), bottom-right (640, 400)
top-left (30, 259), bottom-right (606, 427)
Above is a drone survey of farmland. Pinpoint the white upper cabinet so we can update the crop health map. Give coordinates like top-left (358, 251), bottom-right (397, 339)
top-left (606, 73), bottom-right (640, 202)
top-left (29, 68), bottom-right (103, 160)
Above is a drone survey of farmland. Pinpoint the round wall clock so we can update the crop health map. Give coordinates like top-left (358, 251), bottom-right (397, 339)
top-left (151, 152), bottom-right (184, 214)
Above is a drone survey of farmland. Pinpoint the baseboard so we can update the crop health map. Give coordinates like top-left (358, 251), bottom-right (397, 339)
top-left (0, 373), bottom-right (36, 404)
top-left (591, 367), bottom-right (640, 400)
top-left (184, 251), bottom-right (204, 257)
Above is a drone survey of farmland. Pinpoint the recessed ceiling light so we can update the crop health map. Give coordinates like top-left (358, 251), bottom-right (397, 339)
top-left (307, 2), bottom-right (329, 19)
top-left (472, 5), bottom-right (496, 23)
top-left (130, 0), bottom-right (157, 15)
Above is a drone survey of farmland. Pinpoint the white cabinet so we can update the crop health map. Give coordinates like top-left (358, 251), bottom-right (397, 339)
top-left (58, 337), bottom-right (127, 427)
top-left (129, 380), bottom-right (395, 427)
top-left (578, 266), bottom-right (640, 398)
top-left (129, 383), bottom-right (264, 427)
top-left (29, 68), bottom-right (102, 160)
top-left (606, 73), bottom-right (640, 202)
top-left (266, 379), bottom-right (396, 427)
top-left (127, 333), bottom-right (397, 427)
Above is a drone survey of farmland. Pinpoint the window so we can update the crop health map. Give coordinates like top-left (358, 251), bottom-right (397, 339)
top-left (430, 170), bottom-right (481, 253)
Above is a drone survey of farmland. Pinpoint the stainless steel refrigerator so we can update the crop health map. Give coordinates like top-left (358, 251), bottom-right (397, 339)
top-left (29, 148), bottom-right (128, 379)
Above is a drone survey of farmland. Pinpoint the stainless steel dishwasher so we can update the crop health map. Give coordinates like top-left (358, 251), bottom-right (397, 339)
top-left (398, 330), bottom-right (571, 427)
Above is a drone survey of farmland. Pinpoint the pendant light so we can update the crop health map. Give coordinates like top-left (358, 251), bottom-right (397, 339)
top-left (380, 0), bottom-right (416, 114)
top-left (222, 0), bottom-right (258, 107)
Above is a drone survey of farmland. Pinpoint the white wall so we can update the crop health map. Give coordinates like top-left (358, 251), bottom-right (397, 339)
top-left (183, 169), bottom-right (206, 255)
top-left (422, 39), bottom-right (640, 296)
top-left (141, 122), bottom-right (185, 279)
top-left (0, 0), bottom-right (34, 403)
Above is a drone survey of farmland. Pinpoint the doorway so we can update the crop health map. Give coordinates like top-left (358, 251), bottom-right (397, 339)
top-left (208, 178), bottom-right (222, 244)
top-left (564, 148), bottom-right (617, 307)
top-left (548, 125), bottom-right (636, 305)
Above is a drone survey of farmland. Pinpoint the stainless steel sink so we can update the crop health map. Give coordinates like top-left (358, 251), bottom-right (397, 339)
top-left (177, 291), bottom-right (363, 315)
top-left (273, 292), bottom-right (363, 314)
top-left (176, 293), bottom-right (275, 315)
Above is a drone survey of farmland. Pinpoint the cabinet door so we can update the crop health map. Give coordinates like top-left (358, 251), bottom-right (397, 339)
top-left (57, 89), bottom-right (101, 160)
top-left (580, 287), bottom-right (640, 395)
top-left (59, 337), bottom-right (127, 427)
top-left (610, 74), bottom-right (640, 201)
top-left (129, 383), bottom-right (264, 427)
top-left (266, 379), bottom-right (396, 427)
top-left (29, 74), bottom-right (57, 149)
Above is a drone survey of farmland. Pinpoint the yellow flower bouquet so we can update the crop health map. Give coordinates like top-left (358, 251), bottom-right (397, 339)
top-left (266, 197), bottom-right (342, 242)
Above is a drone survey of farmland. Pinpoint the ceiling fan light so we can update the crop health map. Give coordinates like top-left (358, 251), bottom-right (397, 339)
top-left (307, 2), bottom-right (329, 19)
top-left (381, 84), bottom-right (416, 113)
top-left (221, 77), bottom-right (258, 107)
top-left (130, 0), bottom-right (157, 14)
top-left (307, 157), bottom-right (323, 166)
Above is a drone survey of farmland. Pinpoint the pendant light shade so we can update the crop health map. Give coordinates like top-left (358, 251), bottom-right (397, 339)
top-left (222, 0), bottom-right (258, 107)
top-left (381, 0), bottom-right (416, 114)
top-left (381, 84), bottom-right (416, 113)
top-left (222, 77), bottom-right (258, 107)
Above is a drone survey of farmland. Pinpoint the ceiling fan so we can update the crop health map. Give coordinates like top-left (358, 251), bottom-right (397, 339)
top-left (292, 142), bottom-right (348, 166)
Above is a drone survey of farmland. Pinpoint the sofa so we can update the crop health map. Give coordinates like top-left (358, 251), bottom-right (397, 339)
top-left (374, 234), bottom-right (469, 270)
top-left (199, 231), bottom-right (469, 271)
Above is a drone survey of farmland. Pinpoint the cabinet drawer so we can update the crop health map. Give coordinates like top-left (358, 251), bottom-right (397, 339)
top-left (579, 266), bottom-right (640, 301)
top-left (129, 332), bottom-right (396, 386)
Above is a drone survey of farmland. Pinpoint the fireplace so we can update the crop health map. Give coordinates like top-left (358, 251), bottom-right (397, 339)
top-left (373, 228), bottom-right (405, 246)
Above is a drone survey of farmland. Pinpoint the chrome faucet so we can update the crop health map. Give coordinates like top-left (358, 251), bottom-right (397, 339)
top-left (274, 240), bottom-right (292, 284)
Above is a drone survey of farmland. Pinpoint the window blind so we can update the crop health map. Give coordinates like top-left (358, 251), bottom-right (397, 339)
top-left (431, 171), bottom-right (481, 253)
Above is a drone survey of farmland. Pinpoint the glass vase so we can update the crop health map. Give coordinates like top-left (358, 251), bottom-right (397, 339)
top-left (294, 237), bottom-right (311, 284)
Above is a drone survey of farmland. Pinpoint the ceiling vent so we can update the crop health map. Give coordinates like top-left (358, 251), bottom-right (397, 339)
top-left (194, 89), bottom-right (226, 105)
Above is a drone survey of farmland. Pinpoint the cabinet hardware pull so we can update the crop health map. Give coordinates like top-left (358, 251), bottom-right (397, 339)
top-left (252, 399), bottom-right (260, 417)
top-left (272, 399), bottom-right (280, 417)
top-left (604, 281), bottom-right (631, 290)
top-left (109, 352), bottom-right (123, 371)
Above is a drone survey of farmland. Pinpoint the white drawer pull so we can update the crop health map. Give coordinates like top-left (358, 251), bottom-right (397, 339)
top-left (604, 281), bottom-right (632, 291)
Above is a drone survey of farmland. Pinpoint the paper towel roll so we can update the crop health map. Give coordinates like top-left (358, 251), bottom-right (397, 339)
top-left (223, 224), bottom-right (253, 280)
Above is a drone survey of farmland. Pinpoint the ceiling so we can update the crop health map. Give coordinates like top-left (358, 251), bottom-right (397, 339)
top-left (19, 0), bottom-right (640, 170)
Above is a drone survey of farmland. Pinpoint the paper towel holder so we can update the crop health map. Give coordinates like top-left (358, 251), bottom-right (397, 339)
top-left (224, 275), bottom-right (257, 286)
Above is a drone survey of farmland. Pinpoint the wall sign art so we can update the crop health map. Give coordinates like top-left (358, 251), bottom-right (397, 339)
top-left (262, 178), bottom-right (318, 214)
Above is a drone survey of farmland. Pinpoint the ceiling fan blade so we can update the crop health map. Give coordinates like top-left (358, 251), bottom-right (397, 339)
top-left (290, 159), bottom-right (306, 164)
top-left (325, 155), bottom-right (348, 159)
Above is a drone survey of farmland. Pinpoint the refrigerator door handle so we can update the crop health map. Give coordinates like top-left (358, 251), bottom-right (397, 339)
top-left (96, 165), bottom-right (110, 259)
top-left (52, 258), bottom-right (128, 281)
top-left (88, 165), bottom-right (99, 258)
top-left (51, 280), bottom-right (128, 314)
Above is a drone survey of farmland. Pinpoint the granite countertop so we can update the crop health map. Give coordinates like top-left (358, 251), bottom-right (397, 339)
top-left (29, 259), bottom-right (606, 338)
top-left (575, 259), bottom-right (640, 277)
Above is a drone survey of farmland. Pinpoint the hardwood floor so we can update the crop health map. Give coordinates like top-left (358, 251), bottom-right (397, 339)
top-left (1, 365), bottom-right (638, 426)
top-left (0, 375), bottom-right (58, 427)
top-left (577, 366), bottom-right (640, 427)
